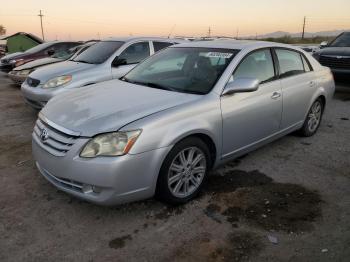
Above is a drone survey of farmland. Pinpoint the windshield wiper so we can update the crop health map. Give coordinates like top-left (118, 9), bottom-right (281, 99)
top-left (141, 82), bottom-right (178, 92)
top-left (122, 78), bottom-right (177, 92)
top-left (73, 60), bottom-right (94, 64)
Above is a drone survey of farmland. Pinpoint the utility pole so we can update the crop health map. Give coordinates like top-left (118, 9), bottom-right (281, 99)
top-left (236, 28), bottom-right (239, 39)
top-left (38, 10), bottom-right (45, 41)
top-left (302, 16), bottom-right (306, 40)
top-left (208, 27), bottom-right (211, 38)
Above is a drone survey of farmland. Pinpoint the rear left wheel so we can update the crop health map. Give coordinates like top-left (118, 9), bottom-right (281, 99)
top-left (298, 98), bottom-right (324, 137)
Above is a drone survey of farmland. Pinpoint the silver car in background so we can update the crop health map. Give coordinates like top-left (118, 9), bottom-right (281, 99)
top-left (8, 41), bottom-right (98, 86)
top-left (21, 37), bottom-right (184, 109)
top-left (32, 40), bottom-right (335, 205)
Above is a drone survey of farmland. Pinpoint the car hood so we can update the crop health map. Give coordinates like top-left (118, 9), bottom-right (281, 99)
top-left (14, 57), bottom-right (62, 71)
top-left (41, 79), bottom-right (200, 137)
top-left (319, 47), bottom-right (350, 56)
top-left (1, 52), bottom-right (23, 62)
top-left (30, 60), bottom-right (96, 82)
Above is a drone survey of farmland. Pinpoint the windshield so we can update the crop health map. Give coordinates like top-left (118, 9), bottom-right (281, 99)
top-left (51, 47), bottom-right (77, 59)
top-left (123, 47), bottom-right (238, 95)
top-left (72, 41), bottom-right (124, 64)
top-left (329, 33), bottom-right (350, 47)
top-left (24, 42), bottom-right (55, 54)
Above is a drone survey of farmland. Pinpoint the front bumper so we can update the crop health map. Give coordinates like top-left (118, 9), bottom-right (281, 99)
top-left (8, 72), bottom-right (27, 86)
top-left (0, 63), bottom-right (13, 72)
top-left (21, 81), bottom-right (66, 109)
top-left (32, 134), bottom-right (171, 205)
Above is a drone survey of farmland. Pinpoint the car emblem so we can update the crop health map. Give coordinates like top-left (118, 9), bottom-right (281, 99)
top-left (40, 128), bottom-right (49, 142)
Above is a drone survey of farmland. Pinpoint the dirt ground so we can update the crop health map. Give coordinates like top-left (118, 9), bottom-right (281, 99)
top-left (0, 72), bottom-right (349, 262)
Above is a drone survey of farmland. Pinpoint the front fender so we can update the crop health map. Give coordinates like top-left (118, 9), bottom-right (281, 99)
top-left (121, 95), bottom-right (222, 163)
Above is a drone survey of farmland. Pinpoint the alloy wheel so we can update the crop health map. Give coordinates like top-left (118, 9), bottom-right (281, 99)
top-left (167, 147), bottom-right (207, 198)
top-left (307, 101), bottom-right (322, 133)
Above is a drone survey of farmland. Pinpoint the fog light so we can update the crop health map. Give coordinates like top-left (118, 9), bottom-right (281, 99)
top-left (92, 186), bottom-right (102, 193)
top-left (82, 184), bottom-right (102, 194)
top-left (82, 184), bottom-right (93, 194)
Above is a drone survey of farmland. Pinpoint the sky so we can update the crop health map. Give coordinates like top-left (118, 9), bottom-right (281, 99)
top-left (1, 0), bottom-right (350, 41)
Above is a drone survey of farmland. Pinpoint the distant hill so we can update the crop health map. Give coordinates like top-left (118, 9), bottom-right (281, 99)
top-left (248, 29), bottom-right (349, 39)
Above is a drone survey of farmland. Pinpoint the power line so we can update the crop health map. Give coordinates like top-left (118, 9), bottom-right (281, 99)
top-left (38, 10), bottom-right (45, 41)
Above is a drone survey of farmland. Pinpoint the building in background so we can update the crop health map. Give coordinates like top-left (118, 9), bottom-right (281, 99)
top-left (0, 32), bottom-right (43, 54)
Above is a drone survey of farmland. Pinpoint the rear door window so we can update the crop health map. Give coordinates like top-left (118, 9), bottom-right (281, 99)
top-left (275, 49), bottom-right (305, 78)
top-left (153, 42), bottom-right (174, 52)
top-left (119, 42), bottom-right (150, 64)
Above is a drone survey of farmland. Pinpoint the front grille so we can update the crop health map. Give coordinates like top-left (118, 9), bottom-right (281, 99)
top-left (319, 55), bottom-right (350, 70)
top-left (26, 77), bottom-right (41, 87)
top-left (33, 118), bottom-right (79, 157)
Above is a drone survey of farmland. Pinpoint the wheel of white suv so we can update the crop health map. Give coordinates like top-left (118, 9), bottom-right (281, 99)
top-left (156, 137), bottom-right (211, 204)
top-left (299, 98), bottom-right (324, 137)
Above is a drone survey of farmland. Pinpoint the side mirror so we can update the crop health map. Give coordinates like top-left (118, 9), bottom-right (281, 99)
top-left (112, 57), bottom-right (127, 67)
top-left (222, 77), bottom-right (259, 96)
top-left (47, 49), bottom-right (55, 56)
top-left (320, 41), bottom-right (328, 49)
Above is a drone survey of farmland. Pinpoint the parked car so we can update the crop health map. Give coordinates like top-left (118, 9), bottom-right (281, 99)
top-left (21, 37), bottom-right (185, 109)
top-left (0, 41), bottom-right (80, 72)
top-left (297, 45), bottom-right (319, 54)
top-left (32, 40), bottom-right (335, 205)
top-left (0, 52), bottom-right (23, 71)
top-left (313, 32), bottom-right (350, 76)
top-left (8, 41), bottom-right (97, 85)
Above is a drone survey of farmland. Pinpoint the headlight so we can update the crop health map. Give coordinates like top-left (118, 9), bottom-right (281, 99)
top-left (10, 59), bottom-right (22, 64)
top-left (19, 69), bottom-right (32, 76)
top-left (43, 75), bottom-right (72, 88)
top-left (80, 130), bottom-right (142, 158)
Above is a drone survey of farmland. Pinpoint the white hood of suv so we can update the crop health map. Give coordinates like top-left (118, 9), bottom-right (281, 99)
top-left (41, 79), bottom-right (200, 136)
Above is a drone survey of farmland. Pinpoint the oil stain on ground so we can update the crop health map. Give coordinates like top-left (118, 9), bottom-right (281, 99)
top-left (154, 204), bottom-right (186, 220)
top-left (205, 169), bottom-right (323, 233)
top-left (109, 234), bottom-right (132, 249)
top-left (210, 231), bottom-right (263, 262)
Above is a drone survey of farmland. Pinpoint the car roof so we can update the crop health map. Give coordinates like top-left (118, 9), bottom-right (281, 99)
top-left (173, 40), bottom-right (298, 51)
top-left (101, 36), bottom-right (187, 43)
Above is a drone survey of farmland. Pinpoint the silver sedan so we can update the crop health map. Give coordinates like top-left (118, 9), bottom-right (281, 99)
top-left (32, 40), bottom-right (335, 205)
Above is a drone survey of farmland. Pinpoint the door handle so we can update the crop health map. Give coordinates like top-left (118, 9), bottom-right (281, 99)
top-left (309, 81), bottom-right (315, 87)
top-left (271, 92), bottom-right (281, 100)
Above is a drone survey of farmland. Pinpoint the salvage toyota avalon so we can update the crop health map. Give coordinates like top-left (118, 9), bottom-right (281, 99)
top-left (33, 40), bottom-right (335, 205)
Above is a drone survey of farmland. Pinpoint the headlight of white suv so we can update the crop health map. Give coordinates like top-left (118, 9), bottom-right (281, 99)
top-left (43, 75), bottom-right (72, 88)
top-left (80, 130), bottom-right (142, 158)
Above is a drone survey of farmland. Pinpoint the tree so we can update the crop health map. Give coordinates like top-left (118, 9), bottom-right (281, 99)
top-left (0, 25), bottom-right (6, 36)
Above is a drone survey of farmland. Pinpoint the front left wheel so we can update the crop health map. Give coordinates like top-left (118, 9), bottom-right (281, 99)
top-left (155, 137), bottom-right (211, 205)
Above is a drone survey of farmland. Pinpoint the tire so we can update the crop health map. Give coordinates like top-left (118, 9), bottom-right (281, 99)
top-left (298, 98), bottom-right (324, 137)
top-left (155, 137), bottom-right (211, 205)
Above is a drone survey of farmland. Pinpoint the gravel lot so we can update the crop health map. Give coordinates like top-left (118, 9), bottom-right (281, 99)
top-left (0, 72), bottom-right (349, 262)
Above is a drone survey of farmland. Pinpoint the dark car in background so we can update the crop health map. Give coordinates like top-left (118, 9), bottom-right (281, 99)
top-left (0, 41), bottom-right (80, 72)
top-left (8, 41), bottom-right (97, 85)
top-left (313, 32), bottom-right (350, 77)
